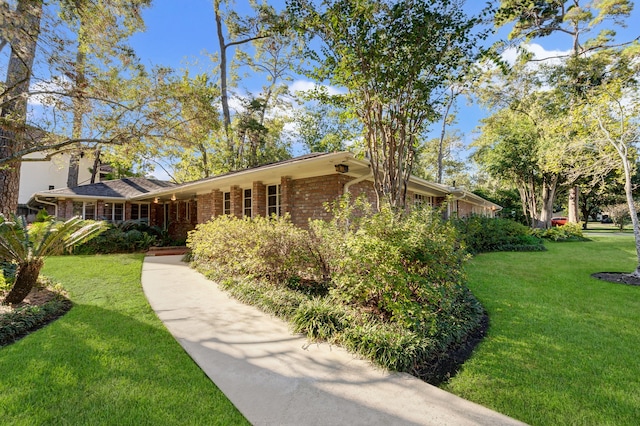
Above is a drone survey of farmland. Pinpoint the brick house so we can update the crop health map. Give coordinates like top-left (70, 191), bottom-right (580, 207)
top-left (26, 151), bottom-right (501, 241)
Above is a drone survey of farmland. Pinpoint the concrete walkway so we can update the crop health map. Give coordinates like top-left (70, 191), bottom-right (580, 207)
top-left (141, 255), bottom-right (526, 426)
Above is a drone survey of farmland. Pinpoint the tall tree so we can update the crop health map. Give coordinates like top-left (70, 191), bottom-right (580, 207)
top-left (213, 0), bottom-right (284, 149)
top-left (494, 0), bottom-right (635, 223)
top-left (0, 0), bottom-right (43, 216)
top-left (583, 46), bottom-right (640, 275)
top-left (288, 0), bottom-right (486, 209)
top-left (59, 0), bottom-right (151, 188)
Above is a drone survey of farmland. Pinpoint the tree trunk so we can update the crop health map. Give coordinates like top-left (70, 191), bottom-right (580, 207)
top-left (3, 258), bottom-right (44, 305)
top-left (538, 174), bottom-right (559, 229)
top-left (90, 149), bottom-right (101, 183)
top-left (214, 1), bottom-right (232, 144)
top-left (621, 153), bottom-right (640, 277)
top-left (67, 20), bottom-right (89, 189)
top-left (568, 185), bottom-right (580, 223)
top-left (0, 0), bottom-right (43, 216)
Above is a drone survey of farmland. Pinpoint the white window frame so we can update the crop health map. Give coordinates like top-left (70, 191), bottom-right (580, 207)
top-left (243, 188), bottom-right (252, 218)
top-left (102, 202), bottom-right (124, 223)
top-left (267, 184), bottom-right (281, 217)
top-left (223, 192), bottom-right (231, 215)
top-left (73, 201), bottom-right (96, 220)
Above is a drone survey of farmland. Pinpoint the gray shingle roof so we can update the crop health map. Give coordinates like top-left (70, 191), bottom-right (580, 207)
top-left (41, 177), bottom-right (176, 199)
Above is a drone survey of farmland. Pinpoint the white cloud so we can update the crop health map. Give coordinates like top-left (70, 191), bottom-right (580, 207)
top-left (501, 43), bottom-right (571, 66)
top-left (28, 77), bottom-right (71, 106)
top-left (289, 79), bottom-right (344, 96)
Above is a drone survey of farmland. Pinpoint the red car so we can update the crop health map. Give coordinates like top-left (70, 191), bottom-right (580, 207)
top-left (551, 217), bottom-right (568, 226)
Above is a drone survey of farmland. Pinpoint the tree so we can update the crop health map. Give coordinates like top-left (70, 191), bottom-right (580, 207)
top-left (213, 0), bottom-right (285, 148)
top-left (0, 0), bottom-right (43, 216)
top-left (584, 45), bottom-right (640, 275)
top-left (58, 0), bottom-right (151, 188)
top-left (289, 0), bottom-right (486, 209)
top-left (0, 215), bottom-right (105, 305)
top-left (294, 99), bottom-right (361, 153)
top-left (473, 108), bottom-right (543, 227)
top-left (414, 130), bottom-right (468, 187)
top-left (493, 0), bottom-right (635, 224)
top-left (1, 1), bottom-right (181, 215)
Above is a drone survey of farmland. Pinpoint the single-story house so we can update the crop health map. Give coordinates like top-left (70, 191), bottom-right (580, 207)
top-left (26, 151), bottom-right (502, 241)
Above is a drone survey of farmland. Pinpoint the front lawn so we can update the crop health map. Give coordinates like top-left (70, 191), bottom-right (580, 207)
top-left (0, 254), bottom-right (247, 425)
top-left (443, 236), bottom-right (640, 425)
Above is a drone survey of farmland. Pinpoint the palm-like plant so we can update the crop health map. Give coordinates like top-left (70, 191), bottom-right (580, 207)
top-left (0, 215), bottom-right (106, 305)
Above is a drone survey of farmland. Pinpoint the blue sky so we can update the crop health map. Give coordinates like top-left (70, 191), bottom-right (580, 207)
top-left (129, 0), bottom-right (640, 174)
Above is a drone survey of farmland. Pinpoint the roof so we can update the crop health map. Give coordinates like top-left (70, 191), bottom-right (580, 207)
top-left (32, 177), bottom-right (176, 200)
top-left (27, 152), bottom-right (501, 212)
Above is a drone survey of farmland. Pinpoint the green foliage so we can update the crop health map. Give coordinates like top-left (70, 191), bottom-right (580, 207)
top-left (188, 203), bottom-right (485, 384)
top-left (0, 294), bottom-right (72, 347)
top-left (0, 272), bottom-right (7, 292)
top-left (331, 207), bottom-right (472, 329)
top-left (532, 222), bottom-right (588, 241)
top-left (453, 216), bottom-right (545, 253)
top-left (73, 220), bottom-right (159, 254)
top-left (291, 297), bottom-right (353, 340)
top-left (0, 215), bottom-right (107, 304)
top-left (188, 214), bottom-right (325, 287)
top-left (35, 209), bottom-right (53, 223)
top-left (216, 277), bottom-right (309, 320)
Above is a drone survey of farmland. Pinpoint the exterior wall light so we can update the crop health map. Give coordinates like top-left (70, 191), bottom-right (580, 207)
top-left (335, 164), bottom-right (349, 173)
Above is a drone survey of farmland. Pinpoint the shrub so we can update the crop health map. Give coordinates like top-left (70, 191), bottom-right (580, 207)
top-left (331, 207), bottom-right (473, 326)
top-left (188, 202), bottom-right (487, 384)
top-left (291, 298), bottom-right (353, 340)
top-left (453, 216), bottom-right (545, 253)
top-left (73, 221), bottom-right (158, 254)
top-left (216, 277), bottom-right (310, 320)
top-left (188, 214), bottom-right (326, 288)
top-left (532, 222), bottom-right (588, 241)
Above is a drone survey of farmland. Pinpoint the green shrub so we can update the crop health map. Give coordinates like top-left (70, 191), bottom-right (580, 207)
top-left (453, 216), bottom-right (545, 253)
top-left (188, 214), bottom-right (327, 288)
top-left (340, 320), bottom-right (434, 372)
top-left (0, 297), bottom-right (72, 346)
top-left (291, 298), bottom-right (353, 340)
top-left (331, 207), bottom-right (473, 327)
top-left (189, 202), bottom-right (486, 384)
top-left (215, 277), bottom-right (310, 320)
top-left (73, 221), bottom-right (158, 254)
top-left (532, 222), bottom-right (588, 241)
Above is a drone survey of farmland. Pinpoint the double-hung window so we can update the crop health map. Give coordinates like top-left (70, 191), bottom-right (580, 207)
top-left (414, 193), bottom-right (433, 208)
top-left (243, 189), bottom-right (252, 218)
top-left (130, 203), bottom-right (150, 222)
top-left (267, 184), bottom-right (280, 217)
top-left (72, 201), bottom-right (96, 220)
top-left (102, 202), bottom-right (124, 223)
top-left (223, 192), bottom-right (231, 215)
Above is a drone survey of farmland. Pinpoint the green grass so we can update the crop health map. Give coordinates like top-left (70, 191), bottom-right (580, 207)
top-left (443, 236), bottom-right (640, 425)
top-left (0, 254), bottom-right (248, 425)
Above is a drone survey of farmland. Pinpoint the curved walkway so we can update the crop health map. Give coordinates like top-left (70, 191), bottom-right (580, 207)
top-left (141, 255), bottom-right (526, 426)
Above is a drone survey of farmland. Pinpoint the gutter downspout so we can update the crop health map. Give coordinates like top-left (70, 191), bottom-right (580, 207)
top-left (34, 196), bottom-right (58, 218)
top-left (343, 167), bottom-right (373, 196)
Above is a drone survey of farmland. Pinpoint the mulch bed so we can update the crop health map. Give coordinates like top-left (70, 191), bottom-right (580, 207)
top-left (591, 272), bottom-right (640, 286)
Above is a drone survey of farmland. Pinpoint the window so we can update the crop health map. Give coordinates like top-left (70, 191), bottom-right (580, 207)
top-left (223, 192), bottom-right (231, 215)
top-left (102, 202), bottom-right (124, 222)
top-left (243, 189), bottom-right (252, 218)
top-left (267, 184), bottom-right (280, 216)
top-left (414, 193), bottom-right (433, 208)
top-left (85, 202), bottom-right (96, 220)
top-left (130, 203), bottom-right (150, 222)
top-left (72, 201), bottom-right (96, 220)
